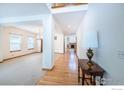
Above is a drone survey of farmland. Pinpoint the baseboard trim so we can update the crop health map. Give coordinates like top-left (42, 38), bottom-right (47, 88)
top-left (0, 60), bottom-right (4, 63)
top-left (42, 65), bottom-right (55, 71)
top-left (2, 52), bottom-right (41, 62)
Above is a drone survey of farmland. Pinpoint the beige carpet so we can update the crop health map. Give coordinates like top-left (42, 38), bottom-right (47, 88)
top-left (0, 53), bottom-right (46, 85)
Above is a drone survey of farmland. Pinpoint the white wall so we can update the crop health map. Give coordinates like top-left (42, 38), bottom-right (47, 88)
top-left (68, 34), bottom-right (77, 43)
top-left (65, 34), bottom-right (77, 49)
top-left (36, 27), bottom-right (43, 53)
top-left (77, 3), bottom-right (124, 85)
top-left (1, 26), bottom-right (38, 60)
top-left (54, 18), bottom-right (64, 54)
top-left (37, 39), bottom-right (42, 52)
top-left (76, 23), bottom-right (86, 59)
top-left (64, 36), bottom-right (68, 49)
top-left (54, 33), bottom-right (64, 53)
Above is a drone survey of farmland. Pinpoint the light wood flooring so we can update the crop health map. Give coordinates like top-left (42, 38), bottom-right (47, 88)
top-left (37, 49), bottom-right (79, 85)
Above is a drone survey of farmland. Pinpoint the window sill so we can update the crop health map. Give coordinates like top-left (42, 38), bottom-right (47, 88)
top-left (28, 48), bottom-right (34, 50)
top-left (10, 50), bottom-right (21, 52)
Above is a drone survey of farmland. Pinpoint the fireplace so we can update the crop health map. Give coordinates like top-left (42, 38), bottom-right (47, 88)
top-left (68, 43), bottom-right (76, 52)
top-left (71, 45), bottom-right (75, 48)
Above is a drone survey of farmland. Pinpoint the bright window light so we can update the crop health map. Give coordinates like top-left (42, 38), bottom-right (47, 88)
top-left (10, 34), bottom-right (21, 52)
top-left (28, 37), bottom-right (34, 49)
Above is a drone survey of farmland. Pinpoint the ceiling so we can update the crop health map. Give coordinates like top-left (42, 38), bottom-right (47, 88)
top-left (0, 3), bottom-right (47, 34)
top-left (0, 3), bottom-right (87, 35)
top-left (4, 21), bottom-right (43, 34)
top-left (53, 10), bottom-right (86, 35)
top-left (0, 3), bottom-right (50, 18)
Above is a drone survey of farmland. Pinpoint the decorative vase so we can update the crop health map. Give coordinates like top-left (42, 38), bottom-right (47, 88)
top-left (86, 48), bottom-right (94, 69)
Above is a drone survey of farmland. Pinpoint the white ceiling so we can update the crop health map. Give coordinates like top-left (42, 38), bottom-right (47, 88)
top-left (0, 3), bottom-right (87, 35)
top-left (0, 3), bottom-right (50, 18)
top-left (4, 21), bottom-right (43, 34)
top-left (15, 21), bottom-right (43, 27)
top-left (0, 4), bottom-right (46, 34)
top-left (53, 11), bottom-right (86, 35)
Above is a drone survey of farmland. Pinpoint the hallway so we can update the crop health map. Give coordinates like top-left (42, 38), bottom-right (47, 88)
top-left (38, 49), bottom-right (79, 85)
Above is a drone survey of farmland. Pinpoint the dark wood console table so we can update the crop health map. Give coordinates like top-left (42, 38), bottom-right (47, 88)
top-left (78, 59), bottom-right (105, 85)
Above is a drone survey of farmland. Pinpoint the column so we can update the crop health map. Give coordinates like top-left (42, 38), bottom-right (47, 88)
top-left (0, 27), bottom-right (4, 62)
top-left (42, 14), bottom-right (55, 69)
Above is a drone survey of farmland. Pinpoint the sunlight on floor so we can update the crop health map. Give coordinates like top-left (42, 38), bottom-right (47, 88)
top-left (69, 49), bottom-right (77, 71)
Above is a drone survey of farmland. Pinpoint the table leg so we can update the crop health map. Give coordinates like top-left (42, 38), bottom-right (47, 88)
top-left (92, 76), bottom-right (96, 85)
top-left (78, 64), bottom-right (80, 83)
top-left (100, 75), bottom-right (103, 85)
top-left (82, 70), bottom-right (85, 85)
top-left (90, 75), bottom-right (92, 85)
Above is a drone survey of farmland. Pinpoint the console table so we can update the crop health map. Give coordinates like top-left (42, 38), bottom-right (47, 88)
top-left (78, 59), bottom-right (105, 85)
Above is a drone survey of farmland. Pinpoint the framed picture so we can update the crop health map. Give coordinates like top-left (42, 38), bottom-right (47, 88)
top-left (54, 36), bottom-right (57, 40)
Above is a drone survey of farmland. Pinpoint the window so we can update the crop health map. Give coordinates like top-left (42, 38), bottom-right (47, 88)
top-left (10, 34), bottom-right (21, 52)
top-left (28, 37), bottom-right (34, 49)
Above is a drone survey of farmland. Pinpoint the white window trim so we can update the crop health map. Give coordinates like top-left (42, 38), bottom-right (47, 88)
top-left (10, 33), bottom-right (22, 52)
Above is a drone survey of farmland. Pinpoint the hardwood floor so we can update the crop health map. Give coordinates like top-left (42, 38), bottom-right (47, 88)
top-left (37, 49), bottom-right (79, 85)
